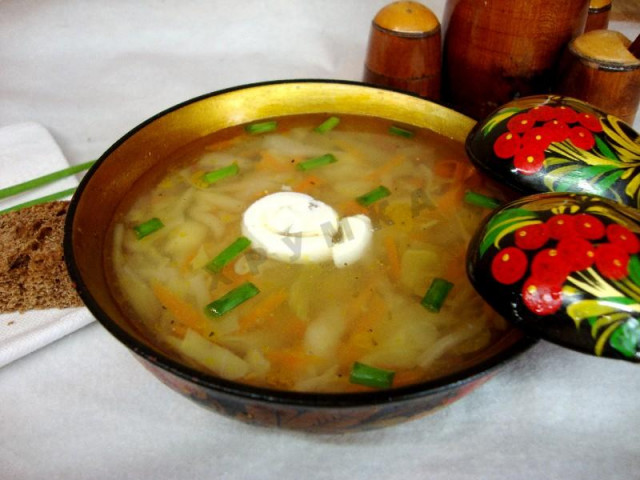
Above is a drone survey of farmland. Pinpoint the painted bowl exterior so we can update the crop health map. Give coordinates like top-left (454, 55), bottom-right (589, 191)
top-left (139, 353), bottom-right (506, 433)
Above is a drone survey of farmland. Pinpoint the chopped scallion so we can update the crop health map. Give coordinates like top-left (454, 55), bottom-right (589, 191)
top-left (134, 217), bottom-right (164, 239)
top-left (204, 282), bottom-right (260, 317)
top-left (201, 163), bottom-right (239, 185)
top-left (245, 121), bottom-right (277, 135)
top-left (356, 185), bottom-right (391, 206)
top-left (349, 362), bottom-right (395, 389)
top-left (314, 116), bottom-right (340, 133)
top-left (389, 125), bottom-right (415, 138)
top-left (296, 153), bottom-right (337, 171)
top-left (421, 277), bottom-right (454, 313)
top-left (0, 160), bottom-right (96, 201)
top-left (0, 187), bottom-right (77, 216)
top-left (205, 236), bottom-right (252, 273)
top-left (464, 190), bottom-right (500, 209)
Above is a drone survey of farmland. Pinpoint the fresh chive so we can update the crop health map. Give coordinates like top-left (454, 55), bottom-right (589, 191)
top-left (204, 282), bottom-right (260, 317)
top-left (205, 236), bottom-right (252, 273)
top-left (356, 185), bottom-right (391, 206)
top-left (245, 121), bottom-right (277, 135)
top-left (0, 187), bottom-right (77, 216)
top-left (314, 116), bottom-right (340, 133)
top-left (421, 277), bottom-right (454, 312)
top-left (389, 125), bottom-right (415, 138)
top-left (0, 160), bottom-right (96, 201)
top-left (201, 163), bottom-right (239, 185)
top-left (464, 190), bottom-right (501, 209)
top-left (134, 217), bottom-right (164, 239)
top-left (296, 153), bottom-right (337, 171)
top-left (349, 362), bottom-right (395, 389)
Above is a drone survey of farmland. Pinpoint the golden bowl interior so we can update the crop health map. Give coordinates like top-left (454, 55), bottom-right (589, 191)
top-left (68, 80), bottom-right (477, 350)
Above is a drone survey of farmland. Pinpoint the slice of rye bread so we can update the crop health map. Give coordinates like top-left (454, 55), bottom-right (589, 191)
top-left (0, 201), bottom-right (83, 313)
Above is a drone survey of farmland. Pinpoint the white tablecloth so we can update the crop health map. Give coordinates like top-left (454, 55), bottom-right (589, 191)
top-left (1, 2), bottom-right (639, 479)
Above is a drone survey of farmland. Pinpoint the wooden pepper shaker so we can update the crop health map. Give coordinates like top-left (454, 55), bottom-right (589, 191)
top-left (363, 1), bottom-right (441, 101)
top-left (584, 0), bottom-right (612, 33)
top-left (557, 30), bottom-right (640, 124)
top-left (442, 0), bottom-right (589, 120)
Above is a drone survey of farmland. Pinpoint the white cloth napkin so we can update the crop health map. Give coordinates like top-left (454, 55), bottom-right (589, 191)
top-left (0, 122), bottom-right (94, 368)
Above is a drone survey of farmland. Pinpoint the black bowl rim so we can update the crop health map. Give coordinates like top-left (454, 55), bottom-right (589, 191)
top-left (65, 78), bottom-right (538, 409)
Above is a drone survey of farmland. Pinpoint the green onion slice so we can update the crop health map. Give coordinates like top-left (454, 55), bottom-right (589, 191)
top-left (245, 121), bottom-right (277, 135)
top-left (205, 236), bottom-right (252, 273)
top-left (349, 362), bottom-right (395, 389)
top-left (0, 160), bottom-right (95, 202)
top-left (389, 125), bottom-right (415, 138)
top-left (204, 282), bottom-right (260, 317)
top-left (356, 185), bottom-right (391, 206)
top-left (421, 277), bottom-right (454, 313)
top-left (201, 163), bottom-right (239, 185)
top-left (314, 116), bottom-right (340, 133)
top-left (296, 153), bottom-right (337, 171)
top-left (0, 187), bottom-right (77, 216)
top-left (134, 217), bottom-right (164, 239)
top-left (464, 190), bottom-right (501, 209)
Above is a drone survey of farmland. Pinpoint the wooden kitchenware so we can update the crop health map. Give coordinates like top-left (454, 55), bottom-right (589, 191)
top-left (557, 30), bottom-right (640, 124)
top-left (442, 0), bottom-right (590, 120)
top-left (364, 1), bottom-right (441, 101)
top-left (585, 0), bottom-right (613, 33)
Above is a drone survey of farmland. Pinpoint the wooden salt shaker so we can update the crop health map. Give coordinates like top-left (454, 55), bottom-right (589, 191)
top-left (557, 30), bottom-right (640, 124)
top-left (442, 0), bottom-right (589, 120)
top-left (363, 1), bottom-right (441, 101)
top-left (584, 0), bottom-right (612, 33)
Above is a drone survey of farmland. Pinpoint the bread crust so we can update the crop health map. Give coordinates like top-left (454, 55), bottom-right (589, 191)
top-left (0, 201), bottom-right (82, 313)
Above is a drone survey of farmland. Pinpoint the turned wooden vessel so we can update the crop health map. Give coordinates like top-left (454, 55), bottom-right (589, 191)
top-left (442, 0), bottom-right (589, 120)
top-left (364, 1), bottom-right (441, 100)
top-left (557, 30), bottom-right (640, 124)
top-left (585, 0), bottom-right (612, 32)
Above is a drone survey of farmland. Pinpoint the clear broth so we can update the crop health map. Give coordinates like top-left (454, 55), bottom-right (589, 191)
top-left (107, 113), bottom-right (510, 393)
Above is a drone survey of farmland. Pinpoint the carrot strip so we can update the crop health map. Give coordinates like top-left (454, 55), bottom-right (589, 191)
top-left (433, 159), bottom-right (459, 179)
top-left (392, 368), bottom-right (425, 387)
top-left (445, 249), bottom-right (467, 279)
top-left (383, 235), bottom-right (401, 282)
top-left (237, 289), bottom-right (288, 333)
top-left (464, 168), bottom-right (485, 190)
top-left (256, 151), bottom-right (287, 172)
top-left (204, 136), bottom-right (242, 152)
top-left (264, 347), bottom-right (324, 388)
top-left (344, 278), bottom-right (379, 320)
top-left (339, 199), bottom-right (369, 217)
top-left (434, 159), bottom-right (478, 186)
top-left (338, 293), bottom-right (387, 367)
top-left (152, 284), bottom-right (209, 336)
top-left (212, 262), bottom-right (251, 293)
top-left (435, 186), bottom-right (464, 212)
top-left (458, 161), bottom-right (478, 181)
top-left (180, 246), bottom-right (201, 273)
top-left (404, 176), bottom-right (426, 190)
top-left (280, 315), bottom-right (308, 342)
top-left (168, 321), bottom-right (188, 339)
top-left (292, 174), bottom-right (324, 193)
top-left (366, 153), bottom-right (405, 181)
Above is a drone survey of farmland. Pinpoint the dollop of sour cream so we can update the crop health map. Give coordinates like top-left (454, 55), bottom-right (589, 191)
top-left (242, 192), bottom-right (372, 267)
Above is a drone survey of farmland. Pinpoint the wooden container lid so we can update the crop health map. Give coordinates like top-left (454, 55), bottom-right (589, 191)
top-left (571, 30), bottom-right (640, 69)
top-left (373, 1), bottom-right (440, 35)
top-left (588, 0), bottom-right (612, 12)
top-left (363, 1), bottom-right (442, 100)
